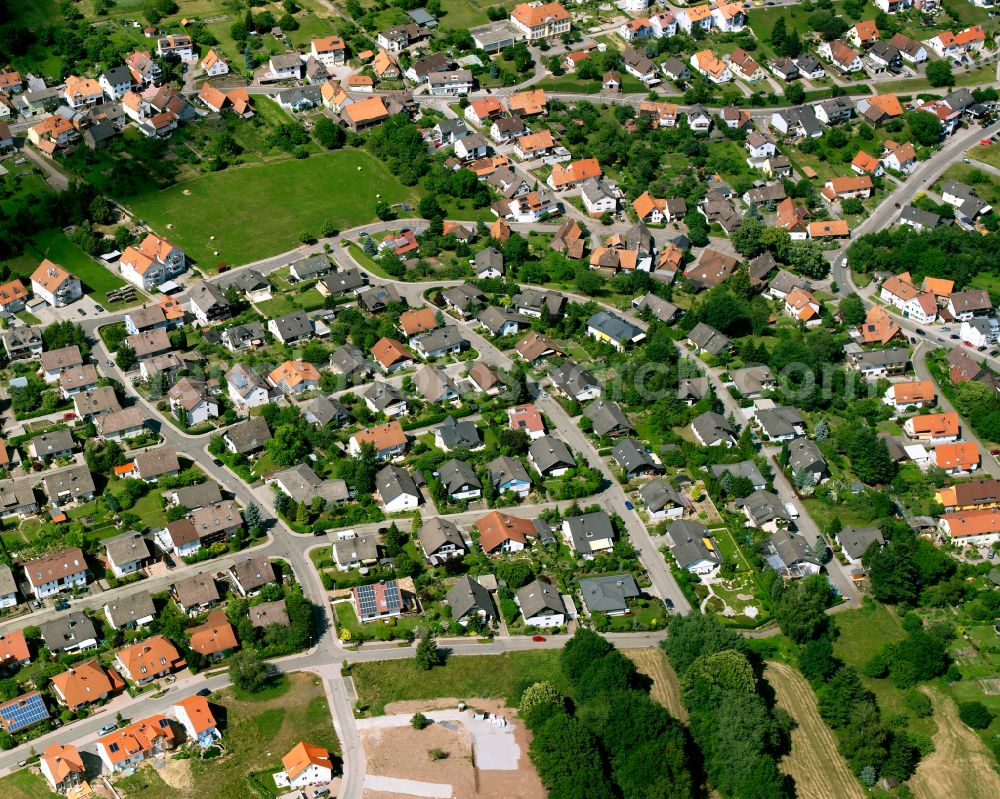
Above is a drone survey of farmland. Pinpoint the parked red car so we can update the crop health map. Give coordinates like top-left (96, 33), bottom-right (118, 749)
top-left (531, 635), bottom-right (547, 642)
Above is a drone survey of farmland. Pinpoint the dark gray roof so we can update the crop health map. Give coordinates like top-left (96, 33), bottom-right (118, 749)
top-left (741, 489), bottom-right (791, 525)
top-left (320, 269), bottom-right (366, 295)
top-left (474, 246), bottom-right (504, 274)
top-left (611, 439), bottom-right (656, 474)
top-left (171, 482), bottom-right (223, 510)
top-left (795, 53), bottom-right (822, 72)
top-left (41, 612), bottom-right (98, 652)
top-left (477, 305), bottom-right (529, 335)
top-left (711, 460), bottom-right (766, 490)
top-left (691, 411), bottom-right (735, 446)
top-left (583, 399), bottom-right (632, 436)
top-left (528, 435), bottom-right (575, 473)
top-left (225, 416), bottom-right (272, 454)
top-left (447, 575), bottom-right (494, 620)
top-left (587, 311), bottom-right (643, 345)
top-left (731, 364), bottom-right (774, 395)
top-left (376, 464), bottom-right (420, 503)
top-left (413, 326), bottom-right (465, 354)
top-left (42, 465), bottom-right (96, 502)
top-left (788, 438), bottom-right (826, 475)
top-left (755, 406), bottom-right (804, 440)
top-left (269, 310), bottom-right (312, 341)
top-left (677, 377), bottom-right (709, 402)
top-left (101, 65), bottom-right (133, 85)
top-left (768, 529), bottom-right (819, 568)
top-left (687, 322), bottom-right (731, 355)
top-left (486, 455), bottom-right (531, 489)
top-left (633, 293), bottom-right (679, 322)
top-left (364, 381), bottom-right (405, 412)
top-left (31, 428), bottom-right (75, 457)
top-left (302, 396), bottom-right (350, 427)
top-left (359, 284), bottom-right (402, 312)
top-left (441, 284), bottom-right (485, 309)
top-left (513, 288), bottom-right (564, 316)
top-left (899, 206), bottom-right (942, 229)
top-left (666, 520), bottom-right (721, 569)
top-left (837, 526), bottom-right (884, 560)
top-left (222, 322), bottom-right (266, 349)
top-left (639, 478), bottom-right (684, 513)
top-left (104, 592), bottom-right (156, 628)
top-left (516, 579), bottom-right (564, 619)
top-left (329, 344), bottom-right (368, 375)
top-left (436, 415), bottom-right (481, 450)
top-left (852, 347), bottom-right (910, 368)
top-left (549, 361), bottom-right (600, 398)
top-left (249, 599), bottom-right (290, 628)
top-left (231, 556), bottom-right (276, 594)
top-left (563, 511), bottom-right (615, 553)
top-left (579, 574), bottom-right (639, 613)
top-left (272, 463), bottom-right (349, 505)
top-left (438, 458), bottom-right (481, 495)
top-left (418, 516), bottom-right (466, 556)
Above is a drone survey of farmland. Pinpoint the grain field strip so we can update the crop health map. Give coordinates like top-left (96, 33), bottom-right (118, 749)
top-left (624, 648), bottom-right (688, 722)
top-left (910, 687), bottom-right (1000, 799)
top-left (764, 661), bottom-right (865, 799)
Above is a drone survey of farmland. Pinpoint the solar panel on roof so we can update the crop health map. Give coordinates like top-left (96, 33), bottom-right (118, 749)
top-left (0, 693), bottom-right (49, 732)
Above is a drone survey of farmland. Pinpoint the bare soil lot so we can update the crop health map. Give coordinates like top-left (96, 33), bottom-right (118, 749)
top-left (359, 699), bottom-right (545, 799)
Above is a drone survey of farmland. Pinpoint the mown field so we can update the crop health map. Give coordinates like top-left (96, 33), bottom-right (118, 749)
top-left (765, 661), bottom-right (866, 799)
top-left (128, 149), bottom-right (419, 266)
top-left (624, 647), bottom-right (687, 722)
top-left (350, 650), bottom-right (567, 715)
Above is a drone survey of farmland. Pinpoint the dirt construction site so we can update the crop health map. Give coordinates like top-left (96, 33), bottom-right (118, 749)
top-left (358, 699), bottom-right (545, 799)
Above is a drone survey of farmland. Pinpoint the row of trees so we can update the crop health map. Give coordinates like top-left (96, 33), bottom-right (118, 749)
top-left (523, 629), bottom-right (695, 799)
top-left (662, 615), bottom-right (792, 799)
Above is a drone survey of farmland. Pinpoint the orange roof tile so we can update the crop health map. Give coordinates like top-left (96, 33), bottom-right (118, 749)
top-left (941, 508), bottom-right (1000, 538)
top-left (512, 2), bottom-right (570, 28)
top-left (508, 89), bottom-right (547, 115)
top-left (549, 157), bottom-right (601, 188)
top-left (0, 630), bottom-right (29, 667)
top-left (268, 360), bottom-right (320, 388)
top-left (890, 379), bottom-right (935, 404)
top-left (852, 151), bottom-right (881, 174)
top-left (906, 411), bottom-right (958, 437)
top-left (807, 219), bottom-right (850, 238)
top-left (174, 695), bottom-right (217, 734)
top-left (31, 259), bottom-right (75, 293)
top-left (867, 93), bottom-right (903, 117)
top-left (115, 636), bottom-right (182, 681)
top-left (935, 442), bottom-right (980, 471)
top-left (860, 305), bottom-right (900, 344)
top-left (352, 421), bottom-right (406, 451)
top-left (921, 276), bottom-right (953, 297)
top-left (282, 742), bottom-right (332, 780)
top-left (187, 611), bottom-right (238, 656)
top-left (399, 307), bottom-right (440, 337)
top-left (0, 279), bottom-right (27, 307)
top-left (97, 714), bottom-right (175, 765)
top-left (51, 660), bottom-right (124, 709)
top-left (476, 510), bottom-right (539, 552)
top-left (344, 95), bottom-right (389, 124)
top-left (370, 337), bottom-right (413, 368)
top-left (41, 744), bottom-right (84, 784)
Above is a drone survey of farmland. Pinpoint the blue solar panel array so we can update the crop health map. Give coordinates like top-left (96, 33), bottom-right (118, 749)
top-left (0, 692), bottom-right (50, 733)
top-left (356, 580), bottom-right (401, 619)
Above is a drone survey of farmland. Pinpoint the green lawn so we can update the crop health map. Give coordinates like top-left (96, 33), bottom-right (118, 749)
top-left (968, 144), bottom-right (1000, 171)
top-left (833, 602), bottom-right (937, 736)
top-left (0, 770), bottom-right (60, 799)
top-left (438, 0), bottom-right (519, 30)
top-left (128, 149), bottom-right (419, 266)
top-left (7, 230), bottom-right (141, 307)
top-left (351, 650), bottom-right (567, 714)
top-left (534, 75), bottom-right (654, 95)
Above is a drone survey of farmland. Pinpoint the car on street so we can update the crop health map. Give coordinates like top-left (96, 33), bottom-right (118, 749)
top-left (531, 635), bottom-right (546, 642)
top-left (94, 305), bottom-right (104, 312)
top-left (213, 458), bottom-right (223, 467)
top-left (313, 530), bottom-right (327, 536)
top-left (55, 600), bottom-right (70, 611)
top-left (99, 724), bottom-right (117, 735)
top-left (196, 688), bottom-right (212, 697)
top-left (77, 308), bottom-right (86, 316)
top-left (665, 598), bottom-right (675, 610)
top-left (106, 359), bottom-right (113, 367)
top-left (950, 334), bottom-right (960, 339)
top-left (915, 328), bottom-right (926, 335)
top-left (624, 500), bottom-right (634, 510)
top-left (909, 337), bottom-right (917, 344)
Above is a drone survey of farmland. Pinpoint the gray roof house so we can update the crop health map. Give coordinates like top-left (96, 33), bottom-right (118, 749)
top-left (414, 365), bottom-right (459, 404)
top-left (731, 365), bottom-right (775, 397)
top-left (435, 415), bottom-right (482, 451)
top-left (836, 526), bottom-right (884, 565)
top-left (223, 417), bottom-right (272, 455)
top-left (691, 412), bottom-right (736, 448)
top-left (359, 284), bottom-right (403, 314)
top-left (446, 575), bottom-right (495, 624)
top-left (289, 254), bottom-right (332, 281)
top-left (267, 311), bottom-right (313, 344)
top-left (579, 574), bottom-right (640, 616)
top-left (583, 399), bottom-right (633, 437)
top-left (686, 322), bottom-right (732, 356)
top-left (104, 592), bottom-right (157, 629)
top-left (516, 579), bottom-right (565, 625)
top-left (754, 406), bottom-right (805, 442)
top-left (438, 458), bottom-right (482, 500)
top-left (319, 268), bottom-right (367, 297)
top-left (711, 461), bottom-right (767, 491)
top-left (302, 396), bottom-right (351, 427)
top-left (528, 435), bottom-right (575, 476)
top-left (666, 520), bottom-right (721, 574)
top-left (586, 311), bottom-right (645, 351)
top-left (41, 612), bottom-right (99, 654)
top-left (740, 489), bottom-right (791, 532)
top-left (411, 326), bottom-right (466, 359)
top-left (331, 535), bottom-right (379, 571)
top-left (549, 361), bottom-right (602, 402)
top-left (766, 529), bottom-right (821, 578)
top-left (787, 438), bottom-right (827, 483)
top-left (270, 463), bottom-right (350, 506)
top-left (329, 344), bottom-right (371, 378)
top-left (477, 306), bottom-right (530, 337)
top-left (375, 464), bottom-right (421, 512)
top-left (640, 478), bottom-right (686, 519)
top-left (611, 439), bottom-right (661, 479)
top-left (418, 516), bottom-right (466, 563)
top-left (474, 246), bottom-right (504, 278)
top-left (561, 511), bottom-right (616, 555)
top-left (104, 531), bottom-right (154, 577)
top-left (171, 482), bottom-right (223, 511)
top-left (486, 455), bottom-right (532, 496)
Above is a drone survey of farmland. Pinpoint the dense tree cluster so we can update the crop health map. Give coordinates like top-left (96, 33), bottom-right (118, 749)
top-left (847, 225), bottom-right (1000, 289)
top-left (662, 615), bottom-right (791, 799)
top-left (524, 629), bottom-right (694, 799)
top-left (862, 519), bottom-right (958, 607)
